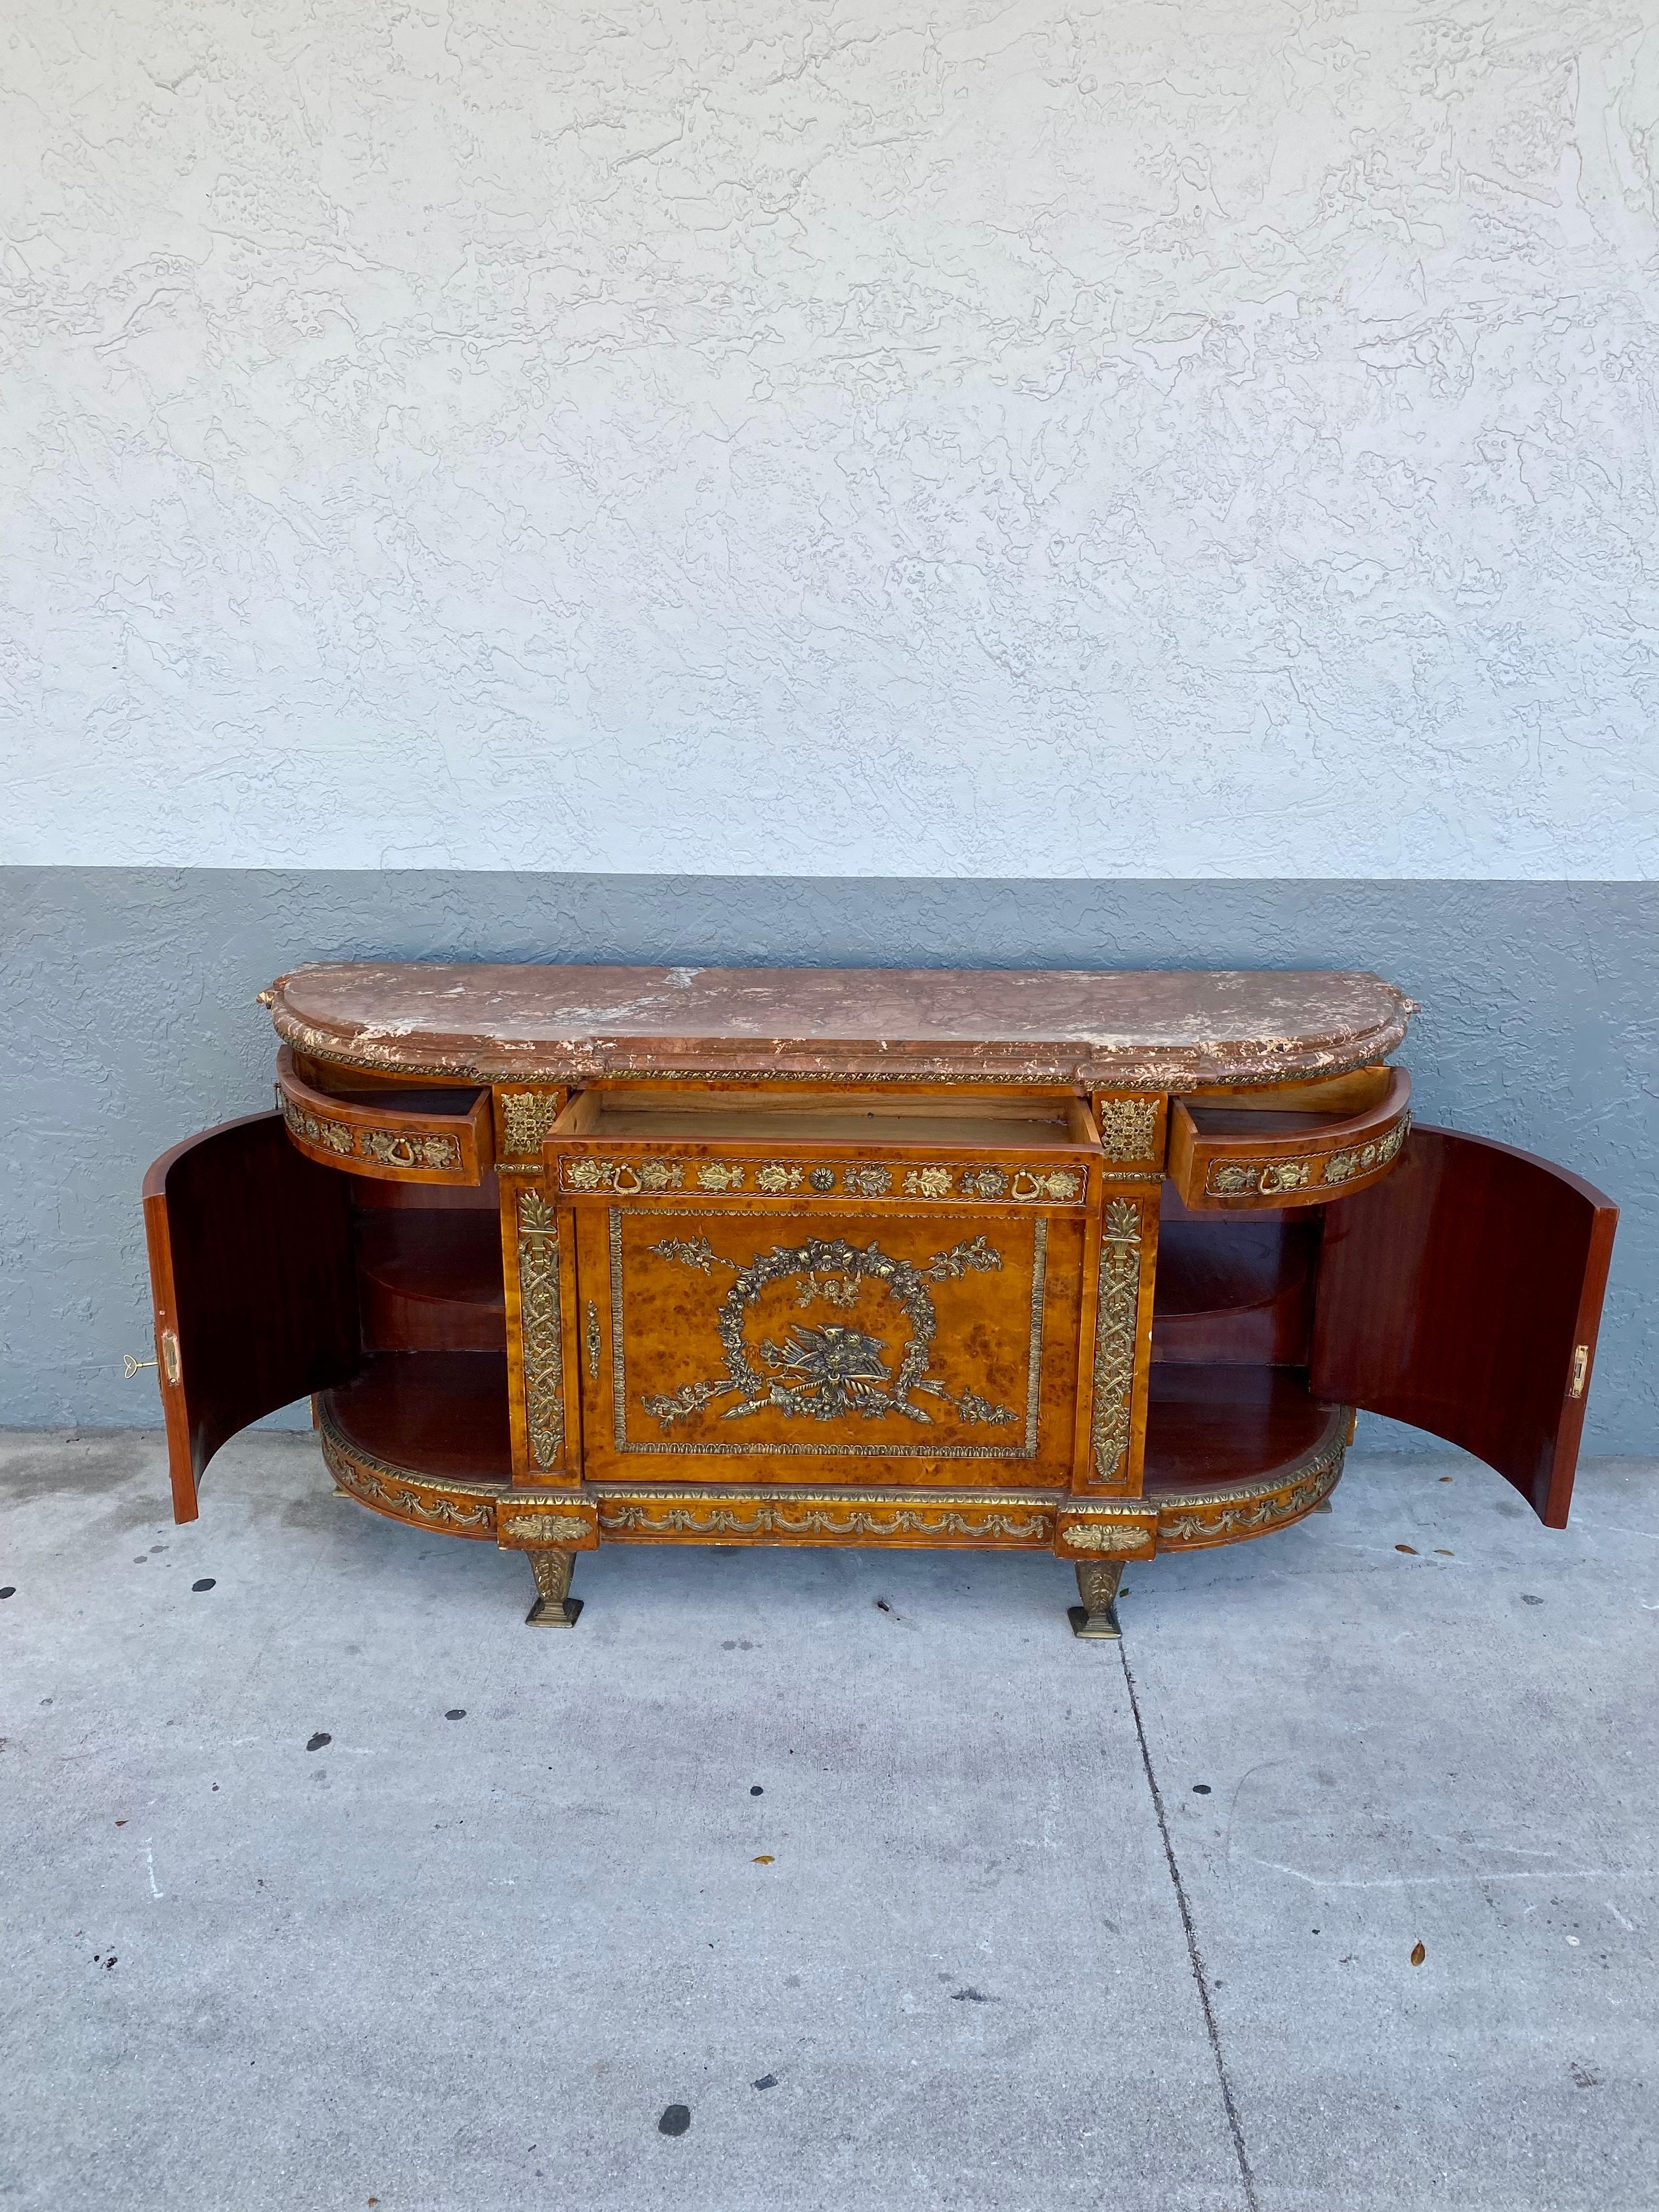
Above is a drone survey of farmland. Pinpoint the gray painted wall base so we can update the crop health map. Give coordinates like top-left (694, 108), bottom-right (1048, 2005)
top-left (2, 871), bottom-right (1652, 1454)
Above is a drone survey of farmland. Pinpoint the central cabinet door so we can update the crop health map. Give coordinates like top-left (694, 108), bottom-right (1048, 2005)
top-left (550, 1087), bottom-right (1103, 1487)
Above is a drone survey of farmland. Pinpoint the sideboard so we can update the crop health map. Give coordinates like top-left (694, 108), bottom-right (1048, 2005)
top-left (141, 966), bottom-right (1617, 1635)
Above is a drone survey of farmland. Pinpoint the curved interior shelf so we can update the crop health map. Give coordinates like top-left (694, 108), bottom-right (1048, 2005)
top-left (321, 1357), bottom-right (1345, 1506)
top-left (1142, 1364), bottom-right (1344, 1494)
top-left (325, 1351), bottom-right (512, 1483)
top-left (1152, 1213), bottom-right (1320, 1368)
top-left (354, 1211), bottom-right (506, 1353)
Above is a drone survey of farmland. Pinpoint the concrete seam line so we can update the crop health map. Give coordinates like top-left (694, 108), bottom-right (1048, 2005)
top-left (1119, 1643), bottom-right (1259, 2212)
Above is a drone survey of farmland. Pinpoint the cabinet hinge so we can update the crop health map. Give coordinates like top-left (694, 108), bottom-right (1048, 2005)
top-left (1569, 1344), bottom-right (1589, 1399)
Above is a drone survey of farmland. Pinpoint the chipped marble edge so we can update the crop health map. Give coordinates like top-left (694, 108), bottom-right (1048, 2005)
top-left (270, 998), bottom-right (1414, 1091)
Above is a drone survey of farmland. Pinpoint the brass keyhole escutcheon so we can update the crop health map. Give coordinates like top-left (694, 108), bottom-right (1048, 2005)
top-left (123, 1331), bottom-right (180, 1386)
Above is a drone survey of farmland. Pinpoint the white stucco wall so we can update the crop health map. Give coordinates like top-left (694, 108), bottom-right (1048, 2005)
top-left (2, 1), bottom-right (1656, 877)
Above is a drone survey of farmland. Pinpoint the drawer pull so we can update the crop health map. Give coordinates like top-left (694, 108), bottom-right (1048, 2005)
top-left (1209, 1155), bottom-right (1317, 1199)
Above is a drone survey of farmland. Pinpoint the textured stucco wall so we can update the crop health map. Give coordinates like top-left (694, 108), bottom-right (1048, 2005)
top-left (3, 2), bottom-right (1657, 876)
top-left (1, 871), bottom-right (1653, 1453)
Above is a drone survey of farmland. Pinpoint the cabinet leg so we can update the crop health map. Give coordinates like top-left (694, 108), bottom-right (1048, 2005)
top-left (1069, 1559), bottom-right (1124, 1641)
top-left (524, 1548), bottom-right (583, 1628)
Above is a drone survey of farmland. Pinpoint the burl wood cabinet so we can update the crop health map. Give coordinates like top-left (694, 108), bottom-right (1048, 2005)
top-left (142, 966), bottom-right (1617, 1635)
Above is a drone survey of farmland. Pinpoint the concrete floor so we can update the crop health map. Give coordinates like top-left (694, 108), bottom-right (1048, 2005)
top-left (1, 1434), bottom-right (1655, 2212)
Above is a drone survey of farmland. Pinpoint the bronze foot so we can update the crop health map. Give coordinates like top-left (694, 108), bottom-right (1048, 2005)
top-left (525, 1548), bottom-right (583, 1627)
top-left (1069, 1558), bottom-right (1124, 1640)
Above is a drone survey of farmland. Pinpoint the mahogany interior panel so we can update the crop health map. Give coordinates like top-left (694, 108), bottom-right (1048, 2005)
top-left (351, 1175), bottom-right (500, 1214)
top-left (1152, 1187), bottom-right (1319, 1367)
top-left (1142, 1365), bottom-right (1342, 1493)
top-left (143, 1113), bottom-right (363, 1504)
top-left (324, 1351), bottom-right (512, 1483)
top-left (354, 1210), bottom-right (506, 1353)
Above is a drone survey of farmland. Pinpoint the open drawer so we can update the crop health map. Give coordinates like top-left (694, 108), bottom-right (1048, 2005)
top-left (276, 1046), bottom-right (494, 1185)
top-left (1167, 1066), bottom-right (1411, 1211)
top-left (546, 1085), bottom-right (1103, 1207)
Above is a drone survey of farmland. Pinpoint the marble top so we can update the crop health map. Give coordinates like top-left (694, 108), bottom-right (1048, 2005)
top-left (268, 963), bottom-right (1415, 1088)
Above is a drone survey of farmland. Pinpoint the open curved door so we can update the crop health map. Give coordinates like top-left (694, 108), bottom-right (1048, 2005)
top-left (143, 1113), bottom-right (360, 1522)
top-left (1310, 1126), bottom-right (1617, 1527)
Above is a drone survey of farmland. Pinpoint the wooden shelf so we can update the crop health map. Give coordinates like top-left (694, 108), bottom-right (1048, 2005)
top-left (1142, 1364), bottom-right (1344, 1494)
top-left (323, 1355), bottom-right (1342, 1502)
top-left (354, 1212), bottom-right (505, 1353)
top-left (323, 1351), bottom-right (511, 1484)
top-left (1152, 1215), bottom-right (1318, 1367)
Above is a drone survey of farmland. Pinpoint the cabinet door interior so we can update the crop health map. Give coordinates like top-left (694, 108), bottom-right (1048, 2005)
top-left (143, 1113), bottom-right (361, 1520)
top-left (1310, 1126), bottom-right (1617, 1526)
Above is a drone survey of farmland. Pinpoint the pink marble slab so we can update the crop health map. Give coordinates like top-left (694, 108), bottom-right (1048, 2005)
top-left (268, 963), bottom-right (1415, 1090)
